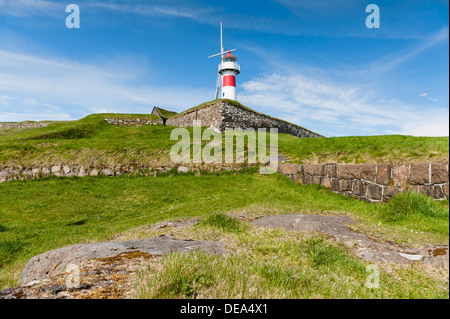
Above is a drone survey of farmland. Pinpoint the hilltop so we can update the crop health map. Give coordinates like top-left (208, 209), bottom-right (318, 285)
top-left (0, 104), bottom-right (448, 168)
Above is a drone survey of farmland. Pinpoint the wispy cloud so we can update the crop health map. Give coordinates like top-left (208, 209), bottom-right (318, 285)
top-left (365, 27), bottom-right (449, 75)
top-left (84, 1), bottom-right (209, 19)
top-left (2, 0), bottom-right (447, 40)
top-left (239, 73), bottom-right (449, 137)
top-left (0, 49), bottom-right (206, 121)
top-left (0, 0), bottom-right (63, 17)
top-left (0, 0), bottom-right (212, 20)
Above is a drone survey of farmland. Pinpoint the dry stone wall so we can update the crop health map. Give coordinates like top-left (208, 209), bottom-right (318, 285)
top-left (0, 163), bottom-right (247, 184)
top-left (166, 102), bottom-right (223, 129)
top-left (0, 122), bottom-right (53, 129)
top-left (220, 102), bottom-right (321, 138)
top-left (104, 118), bottom-right (162, 126)
top-left (279, 163), bottom-right (449, 202)
top-left (167, 100), bottom-right (322, 138)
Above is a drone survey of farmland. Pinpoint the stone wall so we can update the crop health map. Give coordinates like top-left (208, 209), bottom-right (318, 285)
top-left (166, 100), bottom-right (322, 138)
top-left (220, 102), bottom-right (322, 138)
top-left (0, 165), bottom-right (170, 183)
top-left (166, 102), bottom-right (223, 129)
top-left (0, 122), bottom-right (53, 129)
top-left (104, 118), bottom-right (162, 126)
top-left (279, 163), bottom-right (449, 202)
top-left (0, 163), bottom-right (245, 184)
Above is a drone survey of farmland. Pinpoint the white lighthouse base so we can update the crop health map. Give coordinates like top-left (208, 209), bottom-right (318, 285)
top-left (222, 85), bottom-right (236, 101)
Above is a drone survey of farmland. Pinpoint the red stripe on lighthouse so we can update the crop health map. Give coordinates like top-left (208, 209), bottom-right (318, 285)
top-left (223, 75), bottom-right (236, 87)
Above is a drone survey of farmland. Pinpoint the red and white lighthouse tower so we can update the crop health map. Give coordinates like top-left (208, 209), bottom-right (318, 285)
top-left (208, 21), bottom-right (240, 101)
top-left (219, 51), bottom-right (240, 100)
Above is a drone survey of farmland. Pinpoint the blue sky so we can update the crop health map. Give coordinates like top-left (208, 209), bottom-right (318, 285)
top-left (0, 0), bottom-right (448, 137)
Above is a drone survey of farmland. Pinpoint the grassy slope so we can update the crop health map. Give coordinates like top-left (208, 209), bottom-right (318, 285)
top-left (0, 169), bottom-right (448, 294)
top-left (0, 114), bottom-right (179, 167)
top-left (279, 134), bottom-right (449, 164)
top-left (1, 113), bottom-right (448, 167)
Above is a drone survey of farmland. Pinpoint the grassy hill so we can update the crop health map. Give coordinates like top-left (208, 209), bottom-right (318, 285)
top-left (0, 169), bottom-right (448, 297)
top-left (278, 134), bottom-right (449, 164)
top-left (0, 114), bottom-right (178, 168)
top-left (0, 113), bottom-right (448, 168)
top-left (0, 112), bottom-right (449, 298)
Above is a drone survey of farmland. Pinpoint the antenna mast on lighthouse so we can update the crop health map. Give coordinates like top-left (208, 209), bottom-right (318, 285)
top-left (208, 21), bottom-right (240, 101)
top-left (220, 20), bottom-right (224, 59)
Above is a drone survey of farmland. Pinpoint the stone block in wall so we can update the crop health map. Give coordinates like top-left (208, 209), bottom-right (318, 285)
top-left (281, 164), bottom-right (299, 175)
top-left (21, 168), bottom-right (32, 176)
top-left (416, 185), bottom-right (433, 197)
top-left (337, 165), bottom-right (361, 179)
top-left (280, 164), bottom-right (292, 175)
top-left (433, 185), bottom-right (445, 199)
top-left (331, 178), bottom-right (340, 192)
top-left (51, 166), bottom-right (60, 173)
top-left (102, 168), bottom-right (114, 176)
top-left (322, 177), bottom-right (331, 189)
top-left (303, 164), bottom-right (322, 176)
top-left (339, 179), bottom-right (352, 192)
top-left (353, 180), bottom-right (368, 197)
top-left (367, 184), bottom-right (383, 200)
top-left (361, 165), bottom-right (376, 182)
top-left (291, 164), bottom-right (301, 175)
top-left (90, 169), bottom-right (99, 176)
top-left (443, 183), bottom-right (449, 198)
top-left (313, 176), bottom-right (322, 184)
top-left (376, 165), bottom-right (391, 185)
top-left (431, 163), bottom-right (449, 184)
top-left (0, 170), bottom-right (9, 183)
top-left (409, 163), bottom-right (429, 185)
top-left (78, 167), bottom-right (86, 177)
top-left (391, 164), bottom-right (409, 188)
top-left (416, 184), bottom-right (445, 200)
top-left (31, 168), bottom-right (40, 174)
top-left (302, 174), bottom-right (312, 184)
top-left (325, 165), bottom-right (337, 178)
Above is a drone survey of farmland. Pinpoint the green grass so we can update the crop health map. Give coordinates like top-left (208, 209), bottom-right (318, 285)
top-left (1, 109), bottom-right (448, 167)
top-left (376, 191), bottom-right (449, 236)
top-left (135, 224), bottom-right (448, 299)
top-left (0, 170), bottom-right (448, 291)
top-left (197, 213), bottom-right (246, 233)
top-left (0, 114), bottom-right (180, 167)
top-left (278, 134), bottom-right (449, 164)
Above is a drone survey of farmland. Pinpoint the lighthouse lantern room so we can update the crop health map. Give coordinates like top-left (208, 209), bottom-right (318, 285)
top-left (208, 21), bottom-right (240, 101)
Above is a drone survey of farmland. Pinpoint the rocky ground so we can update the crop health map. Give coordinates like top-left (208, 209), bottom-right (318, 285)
top-left (1, 215), bottom-right (448, 299)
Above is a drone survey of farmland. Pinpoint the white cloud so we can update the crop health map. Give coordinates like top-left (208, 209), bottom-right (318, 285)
top-left (84, 1), bottom-right (205, 19)
top-left (238, 73), bottom-right (449, 137)
top-left (0, 49), bottom-right (206, 122)
top-left (0, 0), bottom-right (211, 21)
top-left (364, 28), bottom-right (449, 76)
top-left (0, 0), bottom-right (63, 17)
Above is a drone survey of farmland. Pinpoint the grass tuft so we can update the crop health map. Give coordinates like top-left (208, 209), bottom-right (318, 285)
top-left (379, 191), bottom-right (449, 222)
top-left (197, 213), bottom-right (245, 233)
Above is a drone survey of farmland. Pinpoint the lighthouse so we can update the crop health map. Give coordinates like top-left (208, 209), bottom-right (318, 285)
top-left (219, 51), bottom-right (240, 100)
top-left (208, 21), bottom-right (240, 101)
